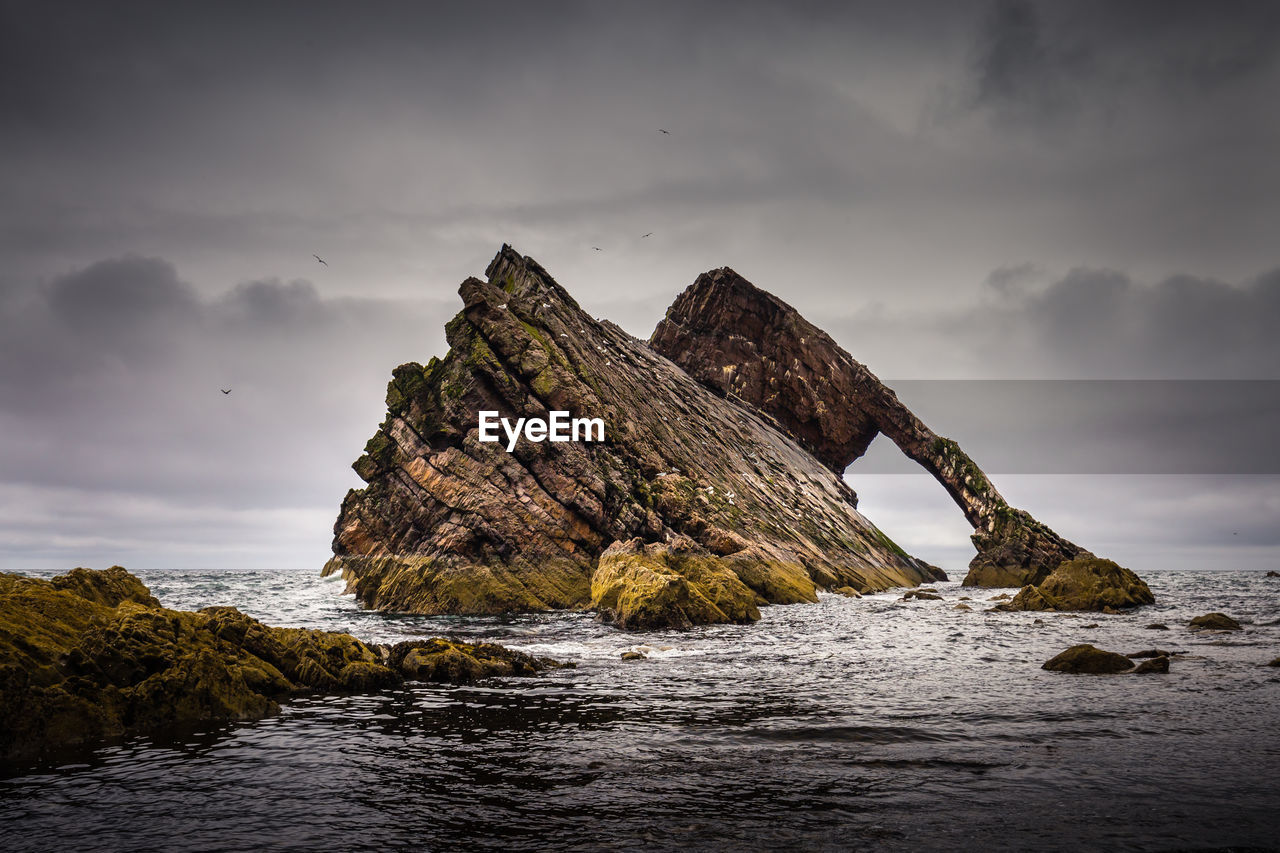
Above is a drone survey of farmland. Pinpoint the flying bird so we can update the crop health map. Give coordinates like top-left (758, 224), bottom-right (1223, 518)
top-left (592, 247), bottom-right (602, 251)
top-left (221, 389), bottom-right (231, 395)
top-left (312, 254), bottom-right (327, 266)
top-left (641, 232), bottom-right (653, 238)
top-left (658, 129), bottom-right (670, 135)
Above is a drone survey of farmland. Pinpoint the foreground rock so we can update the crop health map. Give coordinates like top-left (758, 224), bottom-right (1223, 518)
top-left (649, 267), bottom-right (1099, 589)
top-left (1042, 644), bottom-right (1136, 674)
top-left (591, 536), bottom-right (765, 630)
top-left (995, 558), bottom-right (1154, 613)
top-left (1189, 612), bottom-right (1242, 631)
top-left (0, 568), bottom-right (547, 763)
top-left (326, 246), bottom-right (943, 628)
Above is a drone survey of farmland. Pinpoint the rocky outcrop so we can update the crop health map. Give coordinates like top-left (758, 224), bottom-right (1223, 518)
top-left (1189, 612), bottom-right (1242, 631)
top-left (994, 558), bottom-right (1155, 612)
top-left (649, 267), bottom-right (1097, 589)
top-left (0, 567), bottom-right (551, 763)
top-left (326, 246), bottom-right (942, 626)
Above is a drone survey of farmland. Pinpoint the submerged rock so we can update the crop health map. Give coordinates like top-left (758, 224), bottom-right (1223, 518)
top-left (902, 589), bottom-right (943, 601)
top-left (1132, 656), bottom-right (1170, 674)
top-left (326, 246), bottom-right (944, 625)
top-left (1146, 623), bottom-right (1170, 630)
top-left (0, 567), bottom-right (550, 763)
top-left (620, 651), bottom-right (646, 661)
top-left (1042, 644), bottom-right (1135, 674)
top-left (1268, 657), bottom-right (1280, 667)
top-left (1266, 571), bottom-right (1279, 578)
top-left (1189, 612), bottom-right (1242, 631)
top-left (996, 558), bottom-right (1154, 613)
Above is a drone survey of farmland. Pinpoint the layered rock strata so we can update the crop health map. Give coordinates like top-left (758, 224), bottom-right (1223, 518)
top-left (649, 267), bottom-right (1095, 588)
top-left (325, 246), bottom-right (943, 625)
top-left (0, 567), bottom-right (551, 763)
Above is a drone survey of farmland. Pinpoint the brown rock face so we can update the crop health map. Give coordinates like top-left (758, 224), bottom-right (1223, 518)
top-left (649, 267), bottom-right (1096, 588)
top-left (326, 246), bottom-right (942, 621)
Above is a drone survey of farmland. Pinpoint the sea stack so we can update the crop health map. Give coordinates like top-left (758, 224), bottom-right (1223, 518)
top-left (325, 245), bottom-right (1144, 627)
top-left (324, 246), bottom-right (944, 627)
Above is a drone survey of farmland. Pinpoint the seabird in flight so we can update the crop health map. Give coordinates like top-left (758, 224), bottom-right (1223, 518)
top-left (313, 254), bottom-right (328, 266)
top-left (641, 232), bottom-right (653, 238)
top-left (221, 389), bottom-right (232, 395)
top-left (658, 129), bottom-right (670, 134)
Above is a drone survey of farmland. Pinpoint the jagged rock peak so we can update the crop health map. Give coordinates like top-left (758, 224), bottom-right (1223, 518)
top-left (324, 245), bottom-right (943, 625)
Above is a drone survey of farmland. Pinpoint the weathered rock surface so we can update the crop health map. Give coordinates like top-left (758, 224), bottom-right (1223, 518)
top-left (1042, 644), bottom-right (1136, 674)
top-left (1189, 612), bottom-right (1242, 631)
top-left (0, 567), bottom-right (550, 763)
top-left (326, 246), bottom-right (943, 627)
top-left (995, 558), bottom-right (1155, 613)
top-left (649, 266), bottom-right (1101, 589)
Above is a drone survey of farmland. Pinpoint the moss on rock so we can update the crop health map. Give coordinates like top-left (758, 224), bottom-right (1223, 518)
top-left (1, 567), bottom-right (558, 765)
top-left (590, 536), bottom-right (764, 630)
top-left (997, 558), bottom-right (1154, 613)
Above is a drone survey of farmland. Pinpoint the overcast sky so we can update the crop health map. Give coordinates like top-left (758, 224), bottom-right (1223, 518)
top-left (2, 0), bottom-right (1277, 573)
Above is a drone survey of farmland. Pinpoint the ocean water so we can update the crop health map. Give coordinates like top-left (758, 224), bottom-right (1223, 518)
top-left (2, 569), bottom-right (1278, 852)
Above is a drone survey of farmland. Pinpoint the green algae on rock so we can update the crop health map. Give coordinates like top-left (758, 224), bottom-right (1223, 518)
top-left (0, 567), bottom-right (555, 764)
top-left (996, 558), bottom-right (1155, 613)
top-left (326, 246), bottom-right (944, 626)
top-left (590, 536), bottom-right (767, 630)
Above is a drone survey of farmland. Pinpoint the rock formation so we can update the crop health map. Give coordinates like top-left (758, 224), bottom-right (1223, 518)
top-left (649, 266), bottom-right (1093, 589)
top-left (0, 567), bottom-right (552, 763)
top-left (1188, 612), bottom-right (1242, 631)
top-left (992, 558), bottom-right (1155, 613)
top-left (1042, 644), bottom-right (1137, 674)
top-left (325, 246), bottom-right (943, 628)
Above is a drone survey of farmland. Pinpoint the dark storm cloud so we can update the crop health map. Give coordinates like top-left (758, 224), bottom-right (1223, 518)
top-left (967, 0), bottom-right (1280, 123)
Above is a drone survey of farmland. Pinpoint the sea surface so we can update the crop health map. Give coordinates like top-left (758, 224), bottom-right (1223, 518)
top-left (2, 569), bottom-right (1278, 852)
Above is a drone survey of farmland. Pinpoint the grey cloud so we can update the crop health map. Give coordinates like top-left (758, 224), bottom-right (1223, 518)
top-left (829, 266), bottom-right (1280, 380)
